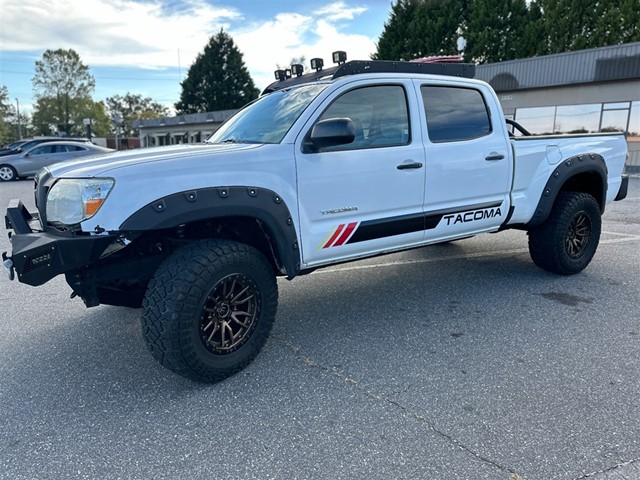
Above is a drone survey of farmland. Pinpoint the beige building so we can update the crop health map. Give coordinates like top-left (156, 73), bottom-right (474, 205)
top-left (476, 42), bottom-right (640, 173)
top-left (134, 110), bottom-right (236, 148)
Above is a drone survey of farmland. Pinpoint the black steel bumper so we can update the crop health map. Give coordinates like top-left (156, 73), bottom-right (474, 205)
top-left (4, 199), bottom-right (117, 287)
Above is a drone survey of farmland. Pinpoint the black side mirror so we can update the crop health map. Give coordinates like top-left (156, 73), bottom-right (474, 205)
top-left (306, 118), bottom-right (355, 152)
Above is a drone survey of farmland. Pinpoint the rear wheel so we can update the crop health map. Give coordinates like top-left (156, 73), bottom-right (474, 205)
top-left (0, 165), bottom-right (17, 181)
top-left (528, 191), bottom-right (601, 275)
top-left (141, 239), bottom-right (278, 382)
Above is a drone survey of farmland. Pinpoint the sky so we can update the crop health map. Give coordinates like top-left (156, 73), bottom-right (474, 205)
top-left (0, 0), bottom-right (393, 114)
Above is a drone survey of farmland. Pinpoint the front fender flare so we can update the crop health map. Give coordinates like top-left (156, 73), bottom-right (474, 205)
top-left (119, 186), bottom-right (300, 278)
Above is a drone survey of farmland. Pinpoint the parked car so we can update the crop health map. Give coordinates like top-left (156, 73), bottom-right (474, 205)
top-left (0, 140), bottom-right (28, 153)
top-left (0, 137), bottom-right (91, 159)
top-left (0, 141), bottom-right (113, 181)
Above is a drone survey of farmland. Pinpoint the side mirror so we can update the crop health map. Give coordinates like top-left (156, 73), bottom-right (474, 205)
top-left (22, 153), bottom-right (29, 158)
top-left (307, 118), bottom-right (355, 151)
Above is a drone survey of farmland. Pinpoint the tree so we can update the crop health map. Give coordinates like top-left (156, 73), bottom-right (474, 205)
top-left (537, 0), bottom-right (640, 54)
top-left (32, 49), bottom-right (96, 134)
top-left (105, 93), bottom-right (168, 137)
top-left (176, 29), bottom-right (259, 114)
top-left (373, 0), bottom-right (640, 65)
top-left (464, 0), bottom-right (529, 63)
top-left (0, 86), bottom-right (16, 145)
top-left (373, 0), bottom-right (466, 61)
top-left (32, 97), bottom-right (109, 137)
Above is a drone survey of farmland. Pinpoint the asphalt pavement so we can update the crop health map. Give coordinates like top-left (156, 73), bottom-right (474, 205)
top-left (0, 177), bottom-right (638, 480)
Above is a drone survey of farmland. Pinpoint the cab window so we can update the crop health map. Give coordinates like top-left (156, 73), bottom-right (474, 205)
top-left (317, 85), bottom-right (410, 150)
top-left (421, 86), bottom-right (491, 143)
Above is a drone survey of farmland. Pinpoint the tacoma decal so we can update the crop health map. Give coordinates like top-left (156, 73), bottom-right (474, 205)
top-left (320, 206), bottom-right (359, 215)
top-left (443, 207), bottom-right (502, 225)
top-left (318, 201), bottom-right (503, 249)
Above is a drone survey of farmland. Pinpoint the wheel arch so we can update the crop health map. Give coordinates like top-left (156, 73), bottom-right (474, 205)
top-left (119, 186), bottom-right (301, 279)
top-left (526, 153), bottom-right (607, 229)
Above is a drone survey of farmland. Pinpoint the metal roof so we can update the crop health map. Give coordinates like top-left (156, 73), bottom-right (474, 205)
top-left (475, 42), bottom-right (640, 92)
top-left (133, 109), bottom-right (237, 129)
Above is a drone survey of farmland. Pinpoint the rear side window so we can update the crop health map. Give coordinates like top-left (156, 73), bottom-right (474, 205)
top-left (421, 86), bottom-right (491, 143)
top-left (58, 145), bottom-right (85, 152)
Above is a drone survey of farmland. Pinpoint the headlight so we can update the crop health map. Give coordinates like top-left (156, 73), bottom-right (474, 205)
top-left (46, 178), bottom-right (115, 226)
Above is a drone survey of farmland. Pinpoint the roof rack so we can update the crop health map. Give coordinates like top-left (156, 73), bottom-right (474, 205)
top-left (262, 59), bottom-right (476, 94)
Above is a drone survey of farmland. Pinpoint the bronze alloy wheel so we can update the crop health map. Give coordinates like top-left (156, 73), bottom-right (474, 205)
top-left (142, 239), bottom-right (278, 382)
top-left (199, 273), bottom-right (260, 355)
top-left (565, 210), bottom-right (592, 259)
top-left (528, 191), bottom-right (601, 275)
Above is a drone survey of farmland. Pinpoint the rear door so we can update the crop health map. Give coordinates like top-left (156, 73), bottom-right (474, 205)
top-left (294, 80), bottom-right (427, 267)
top-left (414, 81), bottom-right (513, 240)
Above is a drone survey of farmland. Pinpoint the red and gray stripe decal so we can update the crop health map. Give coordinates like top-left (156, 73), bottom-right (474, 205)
top-left (320, 201), bottom-right (503, 249)
top-left (321, 222), bottom-right (359, 249)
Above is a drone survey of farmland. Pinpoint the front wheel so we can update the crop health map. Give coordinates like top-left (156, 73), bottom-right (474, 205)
top-left (528, 191), bottom-right (601, 275)
top-left (0, 165), bottom-right (17, 181)
top-left (141, 239), bottom-right (278, 382)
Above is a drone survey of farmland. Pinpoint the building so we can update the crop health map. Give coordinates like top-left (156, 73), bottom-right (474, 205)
top-left (134, 110), bottom-right (237, 148)
top-left (136, 43), bottom-right (640, 172)
top-left (476, 42), bottom-right (640, 172)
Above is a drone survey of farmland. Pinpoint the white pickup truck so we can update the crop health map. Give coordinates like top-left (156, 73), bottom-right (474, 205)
top-left (3, 58), bottom-right (629, 382)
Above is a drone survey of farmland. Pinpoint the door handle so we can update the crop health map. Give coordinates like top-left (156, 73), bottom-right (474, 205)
top-left (397, 162), bottom-right (423, 170)
top-left (485, 153), bottom-right (505, 161)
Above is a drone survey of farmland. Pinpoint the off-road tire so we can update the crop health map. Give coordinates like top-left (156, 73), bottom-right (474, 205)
top-left (0, 165), bottom-right (17, 181)
top-left (528, 191), bottom-right (601, 275)
top-left (141, 239), bottom-right (278, 382)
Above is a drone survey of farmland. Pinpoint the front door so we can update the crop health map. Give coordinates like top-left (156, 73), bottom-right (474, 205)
top-left (295, 82), bottom-right (427, 267)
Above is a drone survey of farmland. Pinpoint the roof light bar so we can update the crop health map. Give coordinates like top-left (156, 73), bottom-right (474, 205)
top-left (310, 58), bottom-right (324, 71)
top-left (274, 69), bottom-right (292, 81)
top-left (332, 51), bottom-right (347, 65)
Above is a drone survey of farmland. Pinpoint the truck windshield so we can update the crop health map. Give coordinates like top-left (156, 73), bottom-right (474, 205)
top-left (207, 84), bottom-right (329, 145)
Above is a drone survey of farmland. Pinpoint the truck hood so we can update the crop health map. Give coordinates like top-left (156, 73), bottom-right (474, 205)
top-left (44, 143), bottom-right (263, 178)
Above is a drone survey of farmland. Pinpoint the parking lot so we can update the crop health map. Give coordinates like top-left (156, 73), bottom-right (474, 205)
top-left (0, 177), bottom-right (639, 480)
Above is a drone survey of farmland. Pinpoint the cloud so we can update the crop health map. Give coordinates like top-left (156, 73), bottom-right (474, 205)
top-left (2, 0), bottom-right (379, 97)
top-left (313, 2), bottom-right (368, 22)
top-left (1, 0), bottom-right (241, 69)
top-left (233, 4), bottom-right (376, 90)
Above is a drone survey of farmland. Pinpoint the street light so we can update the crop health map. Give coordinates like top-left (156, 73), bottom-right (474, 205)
top-left (15, 98), bottom-right (22, 140)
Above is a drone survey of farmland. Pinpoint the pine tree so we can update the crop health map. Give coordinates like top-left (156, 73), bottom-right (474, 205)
top-left (464, 0), bottom-right (529, 63)
top-left (373, 0), bottom-right (466, 61)
top-left (176, 29), bottom-right (259, 114)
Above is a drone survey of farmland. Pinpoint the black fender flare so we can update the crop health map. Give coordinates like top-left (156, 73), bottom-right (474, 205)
top-left (526, 153), bottom-right (607, 228)
top-left (119, 186), bottom-right (300, 278)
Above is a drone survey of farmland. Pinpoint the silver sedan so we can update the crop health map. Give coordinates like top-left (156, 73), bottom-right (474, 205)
top-left (0, 141), bottom-right (114, 181)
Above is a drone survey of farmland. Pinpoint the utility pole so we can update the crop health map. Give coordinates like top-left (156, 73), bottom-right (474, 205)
top-left (15, 98), bottom-right (22, 140)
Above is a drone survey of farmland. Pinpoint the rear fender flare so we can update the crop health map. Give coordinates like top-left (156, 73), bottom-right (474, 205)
top-left (526, 153), bottom-right (607, 228)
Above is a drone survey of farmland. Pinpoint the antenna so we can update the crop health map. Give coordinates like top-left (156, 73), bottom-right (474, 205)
top-left (178, 48), bottom-right (182, 82)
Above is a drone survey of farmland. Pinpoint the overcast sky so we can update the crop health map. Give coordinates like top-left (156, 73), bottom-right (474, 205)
top-left (1, 0), bottom-right (392, 113)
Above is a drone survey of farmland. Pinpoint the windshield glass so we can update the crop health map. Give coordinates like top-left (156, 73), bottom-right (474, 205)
top-left (207, 84), bottom-right (328, 144)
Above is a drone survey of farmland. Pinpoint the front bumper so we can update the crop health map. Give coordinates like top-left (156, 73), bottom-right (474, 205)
top-left (4, 199), bottom-right (117, 287)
